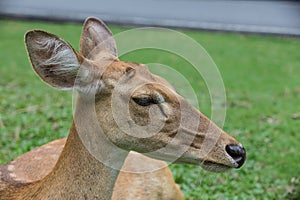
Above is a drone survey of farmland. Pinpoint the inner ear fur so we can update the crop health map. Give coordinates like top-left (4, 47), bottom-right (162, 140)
top-left (25, 30), bottom-right (82, 90)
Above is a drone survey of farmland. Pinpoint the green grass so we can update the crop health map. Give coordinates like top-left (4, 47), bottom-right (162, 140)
top-left (1, 19), bottom-right (300, 199)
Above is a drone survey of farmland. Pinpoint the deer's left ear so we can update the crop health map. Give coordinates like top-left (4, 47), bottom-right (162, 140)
top-left (80, 17), bottom-right (117, 59)
top-left (25, 30), bottom-right (83, 90)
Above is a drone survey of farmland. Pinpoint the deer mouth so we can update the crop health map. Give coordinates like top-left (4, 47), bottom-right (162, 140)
top-left (200, 160), bottom-right (232, 172)
top-left (174, 158), bottom-right (234, 172)
top-left (199, 147), bottom-right (246, 172)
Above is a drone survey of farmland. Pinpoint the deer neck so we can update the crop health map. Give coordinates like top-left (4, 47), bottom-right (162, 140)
top-left (19, 96), bottom-right (129, 200)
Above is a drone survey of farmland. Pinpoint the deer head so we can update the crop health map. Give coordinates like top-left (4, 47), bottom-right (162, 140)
top-left (25, 17), bottom-right (245, 172)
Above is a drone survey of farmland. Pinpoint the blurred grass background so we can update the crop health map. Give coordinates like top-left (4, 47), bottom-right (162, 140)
top-left (0, 19), bottom-right (300, 199)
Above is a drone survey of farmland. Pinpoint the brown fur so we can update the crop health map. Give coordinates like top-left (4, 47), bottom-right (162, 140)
top-left (0, 137), bottom-right (183, 200)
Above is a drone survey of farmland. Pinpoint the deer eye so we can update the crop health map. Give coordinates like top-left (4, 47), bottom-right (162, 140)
top-left (132, 96), bottom-right (157, 106)
top-left (132, 93), bottom-right (165, 107)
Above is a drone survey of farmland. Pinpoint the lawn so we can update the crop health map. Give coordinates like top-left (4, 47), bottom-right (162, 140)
top-left (1, 19), bottom-right (300, 199)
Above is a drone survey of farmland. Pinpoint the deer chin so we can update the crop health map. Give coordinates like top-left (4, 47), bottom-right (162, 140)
top-left (173, 158), bottom-right (233, 173)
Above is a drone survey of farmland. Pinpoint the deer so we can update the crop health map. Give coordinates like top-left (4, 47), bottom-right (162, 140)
top-left (0, 17), bottom-right (246, 199)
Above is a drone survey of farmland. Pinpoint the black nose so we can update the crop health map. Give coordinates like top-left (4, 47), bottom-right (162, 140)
top-left (225, 144), bottom-right (246, 168)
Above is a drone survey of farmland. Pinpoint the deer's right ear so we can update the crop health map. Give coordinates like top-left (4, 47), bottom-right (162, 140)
top-left (25, 30), bottom-right (83, 90)
top-left (80, 17), bottom-right (117, 59)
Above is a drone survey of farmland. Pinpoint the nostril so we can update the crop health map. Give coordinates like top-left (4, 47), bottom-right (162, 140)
top-left (225, 144), bottom-right (246, 168)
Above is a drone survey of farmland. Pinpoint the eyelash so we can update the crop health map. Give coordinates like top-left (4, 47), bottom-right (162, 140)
top-left (132, 93), bottom-right (165, 107)
top-left (132, 96), bottom-right (158, 106)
